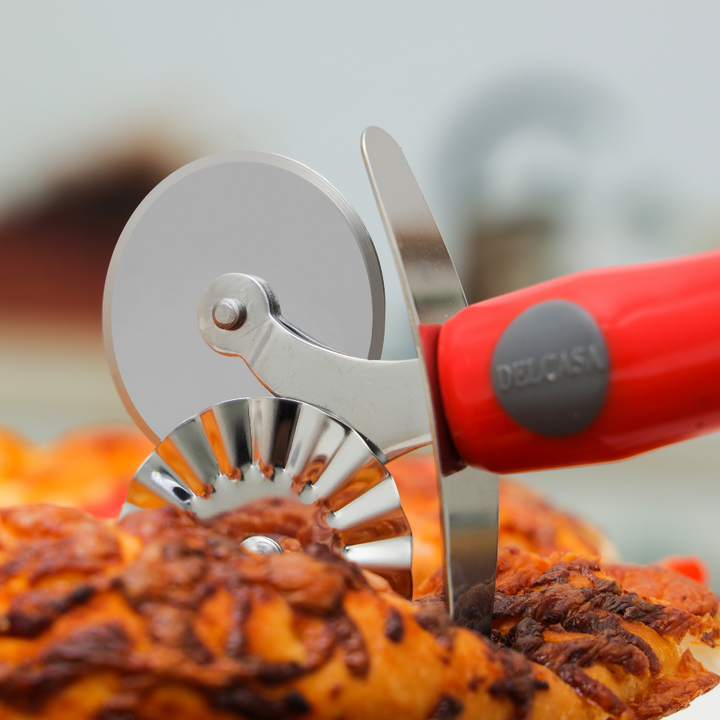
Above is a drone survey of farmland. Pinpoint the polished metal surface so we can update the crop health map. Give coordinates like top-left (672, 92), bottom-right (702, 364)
top-left (104, 152), bottom-right (386, 444)
top-left (198, 273), bottom-right (431, 461)
top-left (362, 126), bottom-right (498, 632)
top-left (120, 396), bottom-right (413, 597)
top-left (241, 536), bottom-right (284, 554)
top-left (213, 297), bottom-right (247, 331)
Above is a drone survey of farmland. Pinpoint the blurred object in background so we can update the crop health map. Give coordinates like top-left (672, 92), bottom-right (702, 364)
top-left (439, 73), bottom-right (705, 303)
top-left (0, 424), bottom-right (153, 517)
top-left (0, 137), bottom-right (191, 439)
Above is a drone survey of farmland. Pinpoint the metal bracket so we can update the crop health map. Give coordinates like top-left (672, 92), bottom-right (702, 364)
top-left (198, 273), bottom-right (431, 462)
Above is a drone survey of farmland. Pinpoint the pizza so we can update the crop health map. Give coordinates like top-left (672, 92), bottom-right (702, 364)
top-left (0, 425), bottom-right (716, 719)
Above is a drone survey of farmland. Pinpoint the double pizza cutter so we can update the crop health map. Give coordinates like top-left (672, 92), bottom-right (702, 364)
top-left (104, 127), bottom-right (720, 633)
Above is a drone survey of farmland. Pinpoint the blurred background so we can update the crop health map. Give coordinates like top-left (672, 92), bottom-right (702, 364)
top-left (0, 2), bottom-right (719, 591)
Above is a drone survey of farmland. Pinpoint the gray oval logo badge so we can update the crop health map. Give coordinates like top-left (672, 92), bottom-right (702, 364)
top-left (491, 300), bottom-right (609, 437)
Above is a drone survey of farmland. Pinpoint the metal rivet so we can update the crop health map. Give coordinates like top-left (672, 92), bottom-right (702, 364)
top-left (212, 297), bottom-right (247, 330)
top-left (240, 535), bottom-right (284, 555)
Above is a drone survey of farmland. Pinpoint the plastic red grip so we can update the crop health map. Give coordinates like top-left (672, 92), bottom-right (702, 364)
top-left (437, 249), bottom-right (720, 474)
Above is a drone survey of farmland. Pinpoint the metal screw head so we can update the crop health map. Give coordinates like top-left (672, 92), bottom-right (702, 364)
top-left (240, 535), bottom-right (284, 555)
top-left (212, 297), bottom-right (247, 330)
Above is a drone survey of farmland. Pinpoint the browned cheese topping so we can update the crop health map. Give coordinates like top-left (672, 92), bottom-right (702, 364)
top-left (0, 501), bottom-right (612, 720)
top-left (0, 500), bottom-right (714, 719)
top-left (489, 548), bottom-right (719, 719)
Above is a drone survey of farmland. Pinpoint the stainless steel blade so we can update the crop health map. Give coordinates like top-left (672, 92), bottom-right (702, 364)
top-left (361, 126), bottom-right (498, 633)
top-left (104, 151), bottom-right (386, 444)
top-left (121, 396), bottom-right (413, 598)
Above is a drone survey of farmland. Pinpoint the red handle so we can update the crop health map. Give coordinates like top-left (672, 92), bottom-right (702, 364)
top-left (438, 249), bottom-right (720, 474)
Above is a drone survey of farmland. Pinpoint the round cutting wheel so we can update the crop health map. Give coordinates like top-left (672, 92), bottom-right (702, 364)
top-left (104, 152), bottom-right (385, 443)
top-left (122, 397), bottom-right (413, 597)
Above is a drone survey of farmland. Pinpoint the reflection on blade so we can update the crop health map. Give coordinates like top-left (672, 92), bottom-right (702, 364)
top-left (156, 416), bottom-right (221, 496)
top-left (304, 431), bottom-right (386, 509)
top-left (342, 535), bottom-right (413, 599)
top-left (202, 399), bottom-right (253, 476)
top-left (121, 397), bottom-right (412, 597)
top-left (362, 126), bottom-right (498, 633)
top-left (131, 455), bottom-right (198, 511)
top-left (327, 476), bottom-right (410, 544)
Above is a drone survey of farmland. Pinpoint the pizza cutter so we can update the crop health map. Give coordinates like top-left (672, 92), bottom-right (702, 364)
top-left (104, 151), bottom-right (415, 598)
top-left (105, 129), bottom-right (720, 630)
